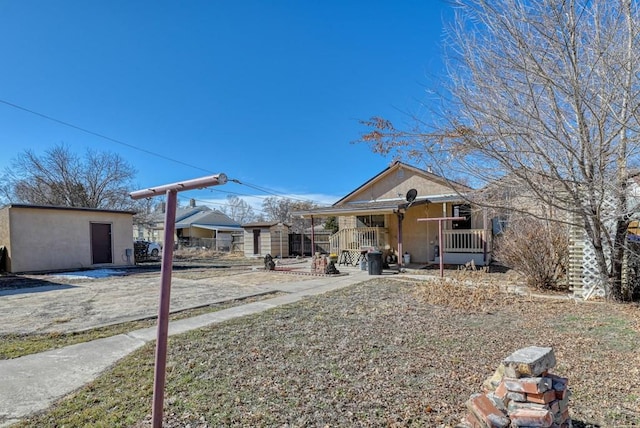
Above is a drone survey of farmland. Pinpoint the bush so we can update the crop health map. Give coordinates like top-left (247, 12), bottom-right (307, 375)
top-left (493, 217), bottom-right (569, 291)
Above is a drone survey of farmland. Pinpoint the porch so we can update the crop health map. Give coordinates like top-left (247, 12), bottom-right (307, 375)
top-left (328, 227), bottom-right (491, 266)
top-left (434, 229), bottom-right (492, 266)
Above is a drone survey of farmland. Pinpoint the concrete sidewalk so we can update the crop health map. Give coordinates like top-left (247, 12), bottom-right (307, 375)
top-left (0, 270), bottom-right (369, 427)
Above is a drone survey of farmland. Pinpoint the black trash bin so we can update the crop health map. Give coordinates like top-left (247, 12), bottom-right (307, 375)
top-left (367, 251), bottom-right (383, 275)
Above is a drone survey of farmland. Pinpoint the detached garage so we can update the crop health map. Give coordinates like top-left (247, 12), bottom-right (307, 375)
top-left (0, 204), bottom-right (136, 273)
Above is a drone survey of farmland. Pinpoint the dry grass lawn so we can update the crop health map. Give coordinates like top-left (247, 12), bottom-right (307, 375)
top-left (15, 276), bottom-right (640, 427)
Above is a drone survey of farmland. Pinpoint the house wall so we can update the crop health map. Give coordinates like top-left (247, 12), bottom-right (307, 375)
top-left (243, 228), bottom-right (271, 258)
top-left (242, 226), bottom-right (290, 258)
top-left (338, 216), bottom-right (357, 230)
top-left (348, 168), bottom-right (455, 202)
top-left (402, 204), bottom-right (441, 263)
top-left (183, 227), bottom-right (213, 239)
top-left (334, 202), bottom-right (485, 264)
top-left (2, 206), bottom-right (134, 273)
top-left (270, 226), bottom-right (289, 258)
top-left (0, 208), bottom-right (10, 271)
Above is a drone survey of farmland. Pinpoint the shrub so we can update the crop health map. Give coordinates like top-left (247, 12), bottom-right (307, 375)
top-left (493, 217), bottom-right (569, 291)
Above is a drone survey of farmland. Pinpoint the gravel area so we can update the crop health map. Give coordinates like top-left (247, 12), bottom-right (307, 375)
top-left (129, 277), bottom-right (640, 427)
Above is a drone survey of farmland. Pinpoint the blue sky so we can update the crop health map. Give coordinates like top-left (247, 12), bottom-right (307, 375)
top-left (0, 1), bottom-right (453, 213)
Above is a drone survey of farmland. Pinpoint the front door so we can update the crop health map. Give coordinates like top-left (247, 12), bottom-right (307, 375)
top-left (91, 223), bottom-right (113, 264)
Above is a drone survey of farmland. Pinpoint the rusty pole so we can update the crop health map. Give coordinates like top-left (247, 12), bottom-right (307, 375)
top-left (130, 173), bottom-right (227, 428)
top-left (152, 188), bottom-right (177, 427)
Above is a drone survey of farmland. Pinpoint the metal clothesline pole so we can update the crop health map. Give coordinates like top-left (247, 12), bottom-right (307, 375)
top-left (130, 173), bottom-right (227, 428)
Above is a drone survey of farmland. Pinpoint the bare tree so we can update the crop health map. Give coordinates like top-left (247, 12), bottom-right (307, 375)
top-left (1, 144), bottom-right (137, 210)
top-left (262, 197), bottom-right (319, 231)
top-left (220, 195), bottom-right (256, 224)
top-left (360, 0), bottom-right (640, 301)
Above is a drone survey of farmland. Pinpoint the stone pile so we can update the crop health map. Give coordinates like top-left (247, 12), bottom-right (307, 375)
top-left (311, 254), bottom-right (327, 274)
top-left (460, 346), bottom-right (571, 428)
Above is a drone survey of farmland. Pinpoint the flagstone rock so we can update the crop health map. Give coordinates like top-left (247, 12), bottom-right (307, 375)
top-left (458, 347), bottom-right (571, 428)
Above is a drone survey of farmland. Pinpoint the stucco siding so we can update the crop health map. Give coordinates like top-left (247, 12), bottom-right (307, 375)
top-left (3, 206), bottom-right (134, 273)
top-left (347, 169), bottom-right (454, 202)
top-left (403, 204), bottom-right (441, 263)
top-left (244, 228), bottom-right (271, 257)
top-left (0, 208), bottom-right (10, 271)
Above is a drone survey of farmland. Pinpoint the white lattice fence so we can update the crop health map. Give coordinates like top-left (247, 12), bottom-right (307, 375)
top-left (568, 212), bottom-right (609, 300)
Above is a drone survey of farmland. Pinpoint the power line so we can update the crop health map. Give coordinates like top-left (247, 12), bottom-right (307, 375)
top-left (0, 98), bottom-right (213, 174)
top-left (0, 98), bottom-right (330, 207)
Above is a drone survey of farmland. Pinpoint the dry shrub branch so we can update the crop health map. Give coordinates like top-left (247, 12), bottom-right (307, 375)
top-left (494, 218), bottom-right (569, 291)
top-left (414, 277), bottom-right (509, 313)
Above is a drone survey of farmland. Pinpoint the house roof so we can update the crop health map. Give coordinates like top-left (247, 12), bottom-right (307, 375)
top-left (0, 204), bottom-right (136, 215)
top-left (242, 221), bottom-right (290, 229)
top-left (293, 194), bottom-right (463, 217)
top-left (149, 205), bottom-right (210, 223)
top-left (333, 161), bottom-right (471, 206)
top-left (175, 210), bottom-right (242, 231)
top-left (293, 161), bottom-right (469, 218)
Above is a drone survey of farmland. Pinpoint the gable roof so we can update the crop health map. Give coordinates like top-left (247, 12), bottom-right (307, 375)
top-left (242, 221), bottom-right (290, 229)
top-left (333, 161), bottom-right (471, 206)
top-left (175, 209), bottom-right (242, 231)
top-left (293, 161), bottom-right (470, 218)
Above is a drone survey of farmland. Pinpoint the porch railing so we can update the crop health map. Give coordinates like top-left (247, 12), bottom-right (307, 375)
top-left (329, 227), bottom-right (388, 254)
top-left (443, 229), bottom-right (490, 253)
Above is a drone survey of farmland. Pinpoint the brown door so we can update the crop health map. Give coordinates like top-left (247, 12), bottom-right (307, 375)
top-left (253, 229), bottom-right (261, 255)
top-left (91, 223), bottom-right (113, 264)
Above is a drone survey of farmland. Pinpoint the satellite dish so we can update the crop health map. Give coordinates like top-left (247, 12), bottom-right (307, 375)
top-left (406, 189), bottom-right (417, 203)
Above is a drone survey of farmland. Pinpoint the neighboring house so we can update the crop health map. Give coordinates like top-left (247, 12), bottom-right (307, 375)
top-left (294, 161), bottom-right (492, 266)
top-left (175, 208), bottom-right (243, 251)
top-left (481, 171), bottom-right (640, 299)
top-left (140, 199), bottom-right (242, 251)
top-left (242, 222), bottom-right (290, 258)
top-left (0, 204), bottom-right (136, 273)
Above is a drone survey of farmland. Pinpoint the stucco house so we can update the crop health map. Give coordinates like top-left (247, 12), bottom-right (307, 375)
top-left (242, 222), bottom-right (290, 258)
top-left (294, 161), bottom-right (492, 266)
top-left (0, 204), bottom-right (136, 273)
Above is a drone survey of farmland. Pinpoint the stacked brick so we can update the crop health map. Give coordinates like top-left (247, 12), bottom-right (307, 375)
top-left (311, 254), bottom-right (328, 274)
top-left (460, 346), bottom-right (571, 428)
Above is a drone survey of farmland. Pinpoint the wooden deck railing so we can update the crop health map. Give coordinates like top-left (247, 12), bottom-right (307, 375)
top-left (329, 227), bottom-right (388, 254)
top-left (328, 227), bottom-right (489, 258)
top-left (442, 229), bottom-right (489, 253)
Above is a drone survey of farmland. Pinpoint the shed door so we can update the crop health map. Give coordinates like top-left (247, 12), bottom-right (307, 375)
top-left (91, 223), bottom-right (113, 264)
top-left (253, 229), bottom-right (261, 255)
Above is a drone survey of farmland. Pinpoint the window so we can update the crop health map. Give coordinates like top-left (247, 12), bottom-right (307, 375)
top-left (356, 214), bottom-right (385, 228)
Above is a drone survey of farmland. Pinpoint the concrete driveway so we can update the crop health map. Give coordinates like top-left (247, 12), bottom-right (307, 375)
top-left (0, 264), bottom-right (330, 335)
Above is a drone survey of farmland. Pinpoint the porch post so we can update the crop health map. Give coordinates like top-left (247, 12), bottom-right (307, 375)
top-left (310, 216), bottom-right (315, 256)
top-left (417, 216), bottom-right (464, 278)
top-left (397, 211), bottom-right (404, 271)
top-left (483, 208), bottom-right (488, 264)
top-left (438, 220), bottom-right (444, 277)
top-left (299, 222), bottom-right (304, 257)
top-left (441, 203), bottom-right (447, 242)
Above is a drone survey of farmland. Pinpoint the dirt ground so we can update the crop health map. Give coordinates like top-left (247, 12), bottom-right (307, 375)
top-left (0, 256), bottom-right (326, 335)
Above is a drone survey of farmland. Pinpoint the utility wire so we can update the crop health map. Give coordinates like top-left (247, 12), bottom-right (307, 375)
top-left (0, 98), bottom-right (212, 174)
top-left (0, 98), bottom-right (329, 206)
